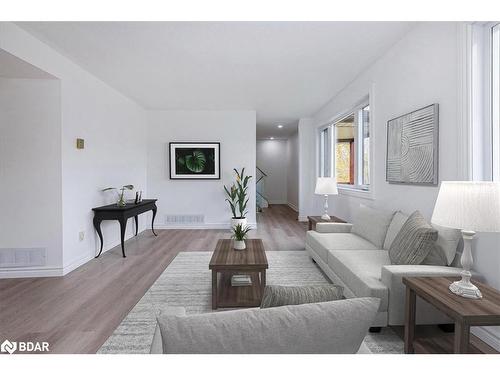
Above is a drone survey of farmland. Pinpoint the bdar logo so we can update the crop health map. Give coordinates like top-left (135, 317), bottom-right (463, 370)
top-left (1, 340), bottom-right (17, 354)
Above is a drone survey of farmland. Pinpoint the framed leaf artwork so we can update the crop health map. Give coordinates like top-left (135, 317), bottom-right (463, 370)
top-left (169, 142), bottom-right (220, 180)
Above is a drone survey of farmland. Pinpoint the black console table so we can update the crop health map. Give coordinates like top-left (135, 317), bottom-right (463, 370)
top-left (92, 199), bottom-right (158, 258)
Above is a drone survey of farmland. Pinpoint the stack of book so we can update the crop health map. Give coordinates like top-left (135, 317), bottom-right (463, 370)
top-left (231, 274), bottom-right (252, 287)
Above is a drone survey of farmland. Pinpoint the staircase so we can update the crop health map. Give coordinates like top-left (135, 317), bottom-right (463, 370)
top-left (256, 166), bottom-right (270, 212)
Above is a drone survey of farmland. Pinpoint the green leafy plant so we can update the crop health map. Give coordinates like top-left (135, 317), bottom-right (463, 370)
top-left (224, 168), bottom-right (252, 219)
top-left (102, 184), bottom-right (134, 206)
top-left (177, 150), bottom-right (207, 173)
top-left (231, 223), bottom-right (251, 241)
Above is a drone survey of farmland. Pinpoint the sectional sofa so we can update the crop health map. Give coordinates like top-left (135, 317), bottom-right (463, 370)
top-left (305, 205), bottom-right (464, 327)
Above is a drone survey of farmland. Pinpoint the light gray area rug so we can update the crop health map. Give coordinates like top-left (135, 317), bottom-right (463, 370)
top-left (98, 251), bottom-right (403, 354)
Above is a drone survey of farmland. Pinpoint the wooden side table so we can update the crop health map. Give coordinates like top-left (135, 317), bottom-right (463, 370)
top-left (403, 276), bottom-right (500, 354)
top-left (307, 215), bottom-right (345, 231)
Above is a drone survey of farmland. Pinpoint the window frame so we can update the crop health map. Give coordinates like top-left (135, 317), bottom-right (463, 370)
top-left (491, 23), bottom-right (500, 181)
top-left (317, 96), bottom-right (371, 195)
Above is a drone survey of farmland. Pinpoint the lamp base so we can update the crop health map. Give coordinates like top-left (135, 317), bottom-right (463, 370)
top-left (449, 279), bottom-right (483, 299)
top-left (321, 213), bottom-right (331, 220)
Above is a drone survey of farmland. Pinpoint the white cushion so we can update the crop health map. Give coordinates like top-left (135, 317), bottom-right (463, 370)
top-left (383, 211), bottom-right (409, 250)
top-left (327, 250), bottom-right (390, 311)
top-left (156, 298), bottom-right (380, 354)
top-left (351, 205), bottom-right (395, 248)
top-left (306, 231), bottom-right (379, 262)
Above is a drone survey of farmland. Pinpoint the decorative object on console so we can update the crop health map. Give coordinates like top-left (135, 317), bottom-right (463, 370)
top-left (314, 177), bottom-right (338, 220)
top-left (102, 184), bottom-right (134, 207)
top-left (386, 103), bottom-right (439, 185)
top-left (231, 223), bottom-right (251, 250)
top-left (432, 181), bottom-right (500, 299)
top-left (224, 168), bottom-right (252, 228)
top-left (169, 142), bottom-right (220, 179)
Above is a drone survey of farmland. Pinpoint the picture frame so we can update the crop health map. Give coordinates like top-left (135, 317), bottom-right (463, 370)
top-left (386, 103), bottom-right (439, 185)
top-left (169, 142), bottom-right (220, 180)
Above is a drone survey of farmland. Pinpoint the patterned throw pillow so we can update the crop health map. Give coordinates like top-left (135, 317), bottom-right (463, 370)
top-left (389, 210), bottom-right (438, 265)
top-left (260, 285), bottom-right (343, 308)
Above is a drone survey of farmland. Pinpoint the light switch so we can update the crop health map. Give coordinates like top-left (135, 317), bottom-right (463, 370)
top-left (76, 138), bottom-right (84, 149)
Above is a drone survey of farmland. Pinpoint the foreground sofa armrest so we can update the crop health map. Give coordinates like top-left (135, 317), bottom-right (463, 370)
top-left (315, 222), bottom-right (353, 233)
top-left (381, 265), bottom-right (463, 325)
top-left (150, 306), bottom-right (186, 354)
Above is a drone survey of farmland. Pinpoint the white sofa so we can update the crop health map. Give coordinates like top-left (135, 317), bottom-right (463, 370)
top-left (150, 298), bottom-right (379, 354)
top-left (305, 206), bottom-right (464, 327)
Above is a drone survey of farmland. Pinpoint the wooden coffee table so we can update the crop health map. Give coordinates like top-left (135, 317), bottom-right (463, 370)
top-left (209, 239), bottom-right (268, 310)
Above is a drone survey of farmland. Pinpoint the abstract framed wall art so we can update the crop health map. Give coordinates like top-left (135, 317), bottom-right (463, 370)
top-left (169, 142), bottom-right (220, 180)
top-left (386, 104), bottom-right (439, 185)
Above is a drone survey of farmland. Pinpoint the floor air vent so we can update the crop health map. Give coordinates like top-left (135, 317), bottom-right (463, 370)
top-left (0, 248), bottom-right (46, 268)
top-left (165, 214), bottom-right (205, 225)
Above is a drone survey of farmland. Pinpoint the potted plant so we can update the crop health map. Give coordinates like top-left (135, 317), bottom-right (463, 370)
top-left (231, 223), bottom-right (251, 250)
top-left (102, 185), bottom-right (134, 206)
top-left (224, 168), bottom-right (252, 228)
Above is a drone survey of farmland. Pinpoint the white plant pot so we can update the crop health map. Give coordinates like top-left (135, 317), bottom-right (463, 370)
top-left (231, 217), bottom-right (247, 229)
top-left (233, 240), bottom-right (246, 250)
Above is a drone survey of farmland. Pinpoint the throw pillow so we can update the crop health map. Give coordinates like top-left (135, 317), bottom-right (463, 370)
top-left (351, 204), bottom-right (395, 248)
top-left (383, 211), bottom-right (409, 250)
top-left (389, 210), bottom-right (438, 265)
top-left (260, 285), bottom-right (343, 308)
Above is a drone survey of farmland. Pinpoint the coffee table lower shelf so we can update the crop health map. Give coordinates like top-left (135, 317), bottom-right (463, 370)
top-left (215, 272), bottom-right (263, 309)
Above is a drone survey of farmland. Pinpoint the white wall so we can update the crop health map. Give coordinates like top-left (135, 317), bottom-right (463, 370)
top-left (257, 140), bottom-right (288, 204)
top-left (0, 23), bottom-right (148, 276)
top-left (0, 78), bottom-right (62, 272)
top-left (147, 110), bottom-right (256, 228)
top-left (299, 22), bottom-right (500, 349)
top-left (286, 131), bottom-right (299, 211)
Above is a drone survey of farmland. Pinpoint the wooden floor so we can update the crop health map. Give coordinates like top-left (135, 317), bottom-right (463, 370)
top-left (0, 204), bottom-right (306, 354)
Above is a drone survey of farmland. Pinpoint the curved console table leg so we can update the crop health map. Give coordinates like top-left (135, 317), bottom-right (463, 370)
top-left (151, 205), bottom-right (158, 236)
top-left (119, 219), bottom-right (127, 258)
top-left (94, 217), bottom-right (104, 258)
top-left (134, 215), bottom-right (139, 236)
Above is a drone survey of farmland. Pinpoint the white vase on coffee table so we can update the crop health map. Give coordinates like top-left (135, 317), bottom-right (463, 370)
top-left (233, 240), bottom-right (246, 250)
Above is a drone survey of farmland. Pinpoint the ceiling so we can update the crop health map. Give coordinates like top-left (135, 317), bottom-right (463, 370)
top-left (18, 22), bottom-right (415, 138)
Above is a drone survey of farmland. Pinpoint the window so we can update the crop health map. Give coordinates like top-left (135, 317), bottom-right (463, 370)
top-left (318, 99), bottom-right (371, 192)
top-left (467, 22), bottom-right (500, 181)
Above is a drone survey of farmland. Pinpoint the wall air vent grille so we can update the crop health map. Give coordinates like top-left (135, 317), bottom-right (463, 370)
top-left (165, 214), bottom-right (205, 225)
top-left (0, 248), bottom-right (46, 268)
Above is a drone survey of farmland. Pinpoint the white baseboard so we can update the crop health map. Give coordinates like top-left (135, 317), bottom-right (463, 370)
top-left (0, 265), bottom-right (64, 278)
top-left (287, 202), bottom-right (299, 212)
top-left (472, 326), bottom-right (500, 351)
top-left (298, 215), bottom-right (309, 222)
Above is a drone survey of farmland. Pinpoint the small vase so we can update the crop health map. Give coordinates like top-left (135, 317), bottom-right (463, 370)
top-left (233, 240), bottom-right (246, 250)
top-left (117, 195), bottom-right (126, 207)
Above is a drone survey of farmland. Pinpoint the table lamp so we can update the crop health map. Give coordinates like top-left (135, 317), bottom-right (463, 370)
top-left (315, 177), bottom-right (338, 220)
top-left (431, 181), bottom-right (500, 299)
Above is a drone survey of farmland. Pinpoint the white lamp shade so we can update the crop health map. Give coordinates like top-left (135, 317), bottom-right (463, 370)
top-left (431, 181), bottom-right (500, 232)
top-left (315, 177), bottom-right (338, 195)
